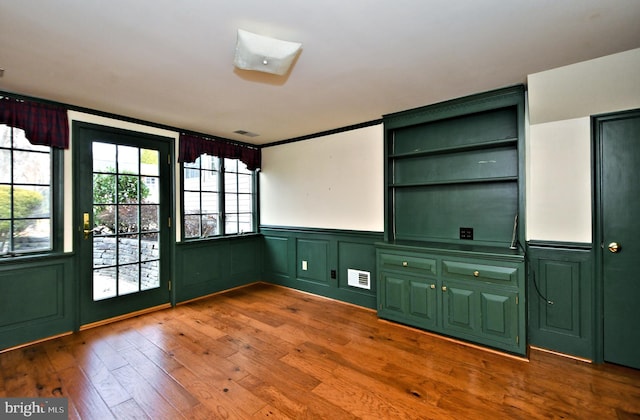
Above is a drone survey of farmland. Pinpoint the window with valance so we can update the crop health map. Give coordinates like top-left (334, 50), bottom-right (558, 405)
top-left (1, 96), bottom-right (68, 256)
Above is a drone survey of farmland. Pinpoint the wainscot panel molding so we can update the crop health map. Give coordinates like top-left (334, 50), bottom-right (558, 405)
top-left (175, 234), bottom-right (263, 303)
top-left (260, 226), bottom-right (383, 309)
top-left (0, 254), bottom-right (75, 351)
top-left (526, 242), bottom-right (594, 360)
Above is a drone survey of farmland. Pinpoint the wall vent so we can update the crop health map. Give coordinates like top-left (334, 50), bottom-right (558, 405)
top-left (347, 269), bottom-right (371, 290)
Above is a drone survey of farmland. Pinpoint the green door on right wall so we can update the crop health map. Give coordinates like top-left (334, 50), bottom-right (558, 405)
top-left (598, 110), bottom-right (640, 370)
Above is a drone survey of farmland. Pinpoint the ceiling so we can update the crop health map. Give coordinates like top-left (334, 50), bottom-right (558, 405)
top-left (1, 1), bottom-right (639, 145)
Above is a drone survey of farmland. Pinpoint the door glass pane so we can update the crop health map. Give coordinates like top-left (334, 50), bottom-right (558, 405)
top-left (141, 261), bottom-right (159, 290)
top-left (118, 205), bottom-right (138, 233)
top-left (142, 176), bottom-right (159, 204)
top-left (141, 205), bottom-right (159, 232)
top-left (140, 149), bottom-right (159, 176)
top-left (119, 174), bottom-right (140, 204)
top-left (93, 236), bottom-right (114, 268)
top-left (93, 142), bottom-right (116, 173)
top-left (94, 174), bottom-right (117, 204)
top-left (94, 267), bottom-right (117, 300)
top-left (141, 232), bottom-right (159, 262)
top-left (118, 235), bottom-right (139, 264)
top-left (118, 145), bottom-right (139, 174)
top-left (94, 204), bottom-right (116, 232)
top-left (118, 264), bottom-right (140, 296)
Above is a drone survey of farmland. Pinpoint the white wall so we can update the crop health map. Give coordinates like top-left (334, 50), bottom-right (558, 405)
top-left (261, 49), bottom-right (640, 241)
top-left (259, 124), bottom-right (384, 231)
top-left (526, 48), bottom-right (640, 242)
top-left (64, 111), bottom-right (181, 251)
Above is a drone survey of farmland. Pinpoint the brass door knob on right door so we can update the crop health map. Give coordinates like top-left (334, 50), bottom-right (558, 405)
top-left (608, 242), bottom-right (621, 253)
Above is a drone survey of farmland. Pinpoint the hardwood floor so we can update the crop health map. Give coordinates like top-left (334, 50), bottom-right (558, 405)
top-left (1, 282), bottom-right (639, 419)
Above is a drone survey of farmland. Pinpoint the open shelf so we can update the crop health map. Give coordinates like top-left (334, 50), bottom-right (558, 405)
top-left (389, 137), bottom-right (518, 159)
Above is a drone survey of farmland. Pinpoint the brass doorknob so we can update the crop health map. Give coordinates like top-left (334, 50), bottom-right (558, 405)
top-left (442, 286), bottom-right (447, 292)
top-left (473, 270), bottom-right (480, 277)
top-left (608, 242), bottom-right (621, 253)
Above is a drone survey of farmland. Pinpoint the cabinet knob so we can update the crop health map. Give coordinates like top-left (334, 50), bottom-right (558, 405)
top-left (402, 261), bottom-right (408, 267)
top-left (430, 284), bottom-right (436, 289)
top-left (442, 286), bottom-right (447, 292)
top-left (473, 270), bottom-right (480, 277)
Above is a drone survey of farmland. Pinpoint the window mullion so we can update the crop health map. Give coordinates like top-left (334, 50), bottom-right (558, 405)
top-left (219, 158), bottom-right (225, 235)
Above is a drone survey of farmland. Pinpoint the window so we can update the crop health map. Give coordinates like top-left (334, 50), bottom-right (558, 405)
top-left (224, 158), bottom-right (254, 235)
top-left (0, 125), bottom-right (53, 255)
top-left (182, 155), bottom-right (255, 239)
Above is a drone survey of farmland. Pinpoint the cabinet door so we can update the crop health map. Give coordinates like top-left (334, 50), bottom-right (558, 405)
top-left (408, 279), bottom-right (438, 329)
top-left (442, 282), bottom-right (478, 335)
top-left (380, 273), bottom-right (405, 316)
top-left (442, 279), bottom-right (520, 351)
top-left (480, 289), bottom-right (519, 347)
top-left (378, 272), bottom-right (438, 329)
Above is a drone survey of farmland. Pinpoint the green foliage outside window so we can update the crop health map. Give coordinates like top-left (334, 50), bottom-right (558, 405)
top-left (0, 185), bottom-right (44, 245)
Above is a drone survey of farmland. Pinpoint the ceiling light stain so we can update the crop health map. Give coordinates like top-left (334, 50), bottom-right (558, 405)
top-left (234, 130), bottom-right (260, 137)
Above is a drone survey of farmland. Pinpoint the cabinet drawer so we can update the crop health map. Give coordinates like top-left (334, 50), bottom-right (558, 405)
top-left (442, 260), bottom-right (519, 285)
top-left (379, 253), bottom-right (437, 276)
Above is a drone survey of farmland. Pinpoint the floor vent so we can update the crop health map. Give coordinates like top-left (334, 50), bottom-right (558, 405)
top-left (347, 269), bottom-right (371, 290)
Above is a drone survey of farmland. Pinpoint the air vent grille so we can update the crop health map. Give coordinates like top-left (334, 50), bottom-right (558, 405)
top-left (347, 269), bottom-right (371, 290)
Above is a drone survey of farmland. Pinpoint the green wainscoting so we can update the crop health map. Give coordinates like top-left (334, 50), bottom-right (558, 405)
top-left (261, 226), bottom-right (383, 309)
top-left (527, 243), bottom-right (594, 360)
top-left (174, 234), bottom-right (263, 303)
top-left (0, 254), bottom-right (75, 351)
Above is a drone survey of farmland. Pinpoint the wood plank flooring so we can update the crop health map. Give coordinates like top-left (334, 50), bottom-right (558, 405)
top-left (1, 282), bottom-right (639, 419)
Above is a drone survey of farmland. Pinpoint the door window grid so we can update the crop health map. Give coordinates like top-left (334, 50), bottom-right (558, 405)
top-left (0, 125), bottom-right (52, 256)
top-left (92, 142), bottom-right (161, 300)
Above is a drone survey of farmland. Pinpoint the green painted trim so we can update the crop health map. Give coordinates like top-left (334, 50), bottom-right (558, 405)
top-left (260, 225), bottom-right (383, 238)
top-left (261, 119), bottom-right (383, 148)
top-left (383, 85), bottom-right (525, 128)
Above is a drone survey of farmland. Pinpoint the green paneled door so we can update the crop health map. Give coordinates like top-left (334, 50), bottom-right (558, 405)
top-left (598, 110), bottom-right (640, 369)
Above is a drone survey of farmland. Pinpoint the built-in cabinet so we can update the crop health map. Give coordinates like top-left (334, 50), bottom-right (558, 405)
top-left (377, 243), bottom-right (525, 354)
top-left (377, 86), bottom-right (527, 355)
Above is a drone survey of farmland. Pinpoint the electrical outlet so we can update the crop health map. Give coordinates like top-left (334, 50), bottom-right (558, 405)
top-left (330, 270), bottom-right (336, 279)
top-left (460, 227), bottom-right (474, 240)
top-left (302, 260), bottom-right (308, 270)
